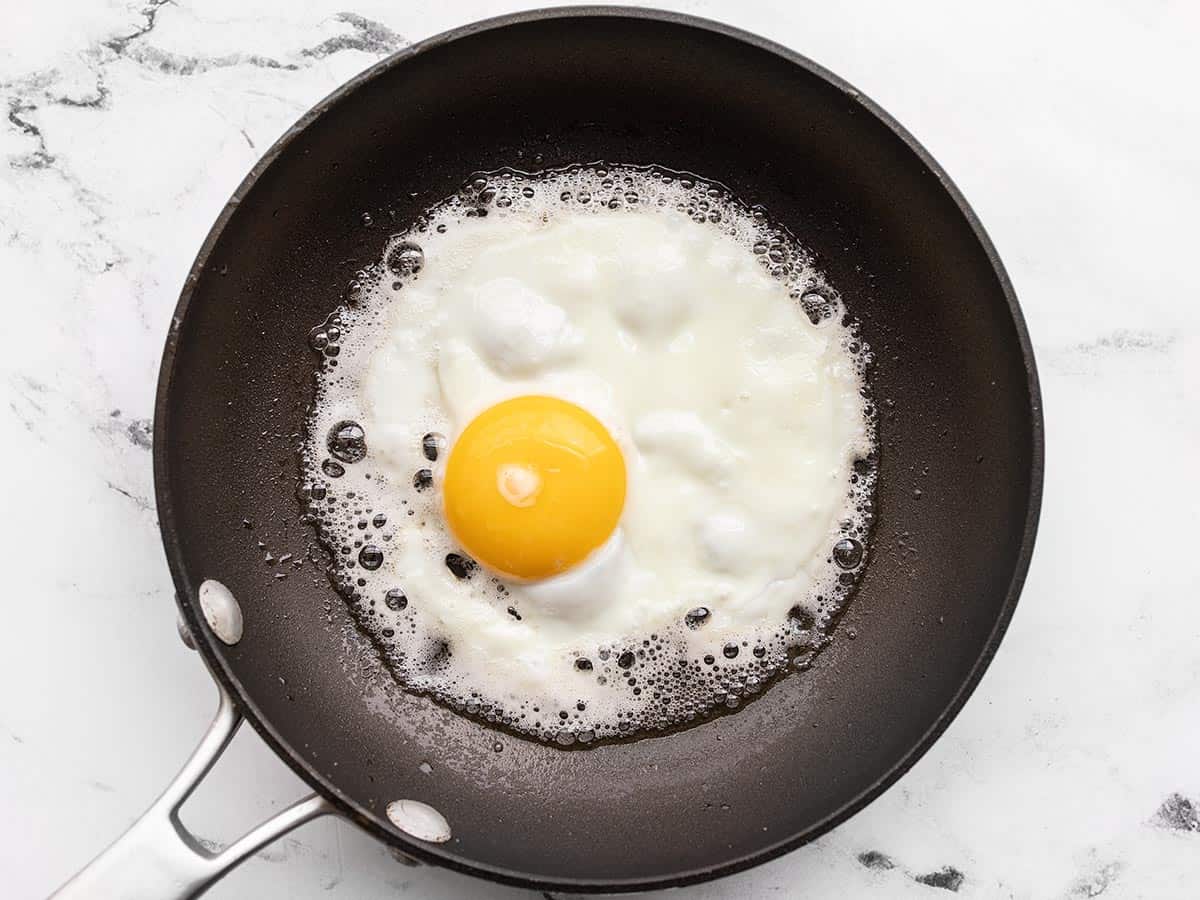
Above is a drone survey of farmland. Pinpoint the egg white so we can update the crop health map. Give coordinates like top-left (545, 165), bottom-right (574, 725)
top-left (303, 168), bottom-right (874, 742)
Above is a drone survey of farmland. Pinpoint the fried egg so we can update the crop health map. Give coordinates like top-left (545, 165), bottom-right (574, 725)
top-left (302, 167), bottom-right (875, 744)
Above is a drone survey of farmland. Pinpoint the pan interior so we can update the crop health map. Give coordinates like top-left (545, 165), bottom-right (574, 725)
top-left (156, 10), bottom-right (1040, 890)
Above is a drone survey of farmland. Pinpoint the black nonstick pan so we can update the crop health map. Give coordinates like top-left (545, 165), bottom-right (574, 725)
top-left (55, 7), bottom-right (1042, 897)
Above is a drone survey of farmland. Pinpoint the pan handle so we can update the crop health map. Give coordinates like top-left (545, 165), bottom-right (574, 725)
top-left (51, 682), bottom-right (335, 900)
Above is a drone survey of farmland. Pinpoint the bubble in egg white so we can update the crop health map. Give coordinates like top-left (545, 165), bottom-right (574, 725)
top-left (299, 165), bottom-right (876, 745)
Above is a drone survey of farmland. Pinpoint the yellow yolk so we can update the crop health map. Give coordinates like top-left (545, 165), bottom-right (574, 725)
top-left (442, 395), bottom-right (626, 580)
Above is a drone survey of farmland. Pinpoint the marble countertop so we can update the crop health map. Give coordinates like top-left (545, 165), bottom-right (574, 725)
top-left (3, 1), bottom-right (1198, 897)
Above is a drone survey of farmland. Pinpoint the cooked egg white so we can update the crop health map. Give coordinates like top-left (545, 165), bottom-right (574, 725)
top-left (302, 167), bottom-right (874, 743)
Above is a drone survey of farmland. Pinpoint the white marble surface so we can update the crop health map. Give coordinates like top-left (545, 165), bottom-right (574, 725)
top-left (2, 1), bottom-right (1198, 897)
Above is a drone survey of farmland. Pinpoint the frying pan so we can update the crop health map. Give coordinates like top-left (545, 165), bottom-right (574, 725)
top-left (54, 7), bottom-right (1042, 897)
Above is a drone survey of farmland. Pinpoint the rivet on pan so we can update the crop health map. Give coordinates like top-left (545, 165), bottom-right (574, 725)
top-left (199, 579), bottom-right (244, 645)
top-left (386, 799), bottom-right (451, 843)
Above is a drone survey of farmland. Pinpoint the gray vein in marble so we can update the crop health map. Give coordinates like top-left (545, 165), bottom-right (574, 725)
top-left (93, 412), bottom-right (153, 451)
top-left (1070, 329), bottom-right (1175, 356)
top-left (105, 479), bottom-right (153, 512)
top-left (856, 850), bottom-right (897, 870)
top-left (118, 45), bottom-right (300, 76)
top-left (6, 98), bottom-right (54, 169)
top-left (126, 417), bottom-right (153, 450)
top-left (3, 82), bottom-right (120, 275)
top-left (9, 376), bottom-right (49, 437)
top-left (19, 375), bottom-right (48, 401)
top-left (1152, 793), bottom-right (1200, 832)
top-left (301, 13), bottom-right (406, 58)
top-left (8, 399), bottom-right (43, 429)
top-left (856, 849), bottom-right (965, 892)
top-left (51, 87), bottom-right (110, 110)
top-left (114, 12), bottom-right (404, 75)
top-left (103, 0), bottom-right (175, 55)
top-left (1045, 328), bottom-right (1178, 376)
top-left (3, 6), bottom-right (407, 119)
top-left (1068, 860), bottom-right (1122, 898)
top-left (914, 866), bottom-right (965, 892)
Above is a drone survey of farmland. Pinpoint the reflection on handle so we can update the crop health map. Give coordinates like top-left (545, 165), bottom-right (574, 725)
top-left (52, 684), bottom-right (334, 900)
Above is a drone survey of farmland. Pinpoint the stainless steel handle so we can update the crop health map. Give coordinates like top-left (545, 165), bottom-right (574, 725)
top-left (52, 683), bottom-right (334, 899)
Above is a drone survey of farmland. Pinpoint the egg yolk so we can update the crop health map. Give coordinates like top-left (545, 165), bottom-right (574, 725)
top-left (442, 395), bottom-right (626, 580)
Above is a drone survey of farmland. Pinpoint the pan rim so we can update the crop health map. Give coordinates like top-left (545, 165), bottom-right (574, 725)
top-left (153, 6), bottom-right (1044, 892)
